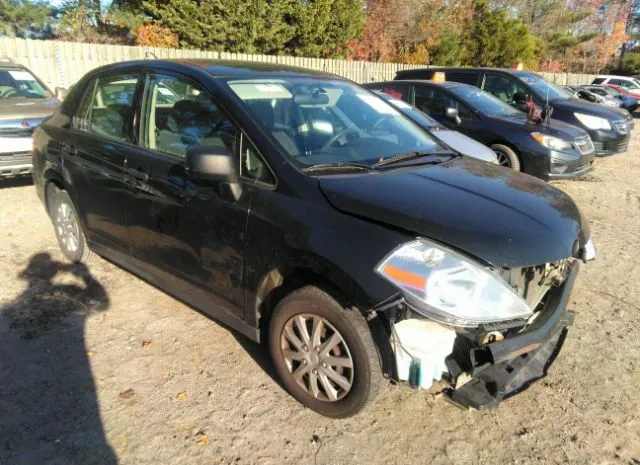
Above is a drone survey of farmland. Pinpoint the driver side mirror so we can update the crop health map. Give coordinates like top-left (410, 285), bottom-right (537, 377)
top-left (446, 107), bottom-right (461, 125)
top-left (54, 87), bottom-right (68, 100)
top-left (186, 144), bottom-right (238, 183)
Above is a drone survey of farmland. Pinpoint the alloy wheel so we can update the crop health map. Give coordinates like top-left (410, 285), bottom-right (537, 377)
top-left (280, 314), bottom-right (354, 402)
top-left (55, 201), bottom-right (80, 253)
top-left (495, 150), bottom-right (512, 167)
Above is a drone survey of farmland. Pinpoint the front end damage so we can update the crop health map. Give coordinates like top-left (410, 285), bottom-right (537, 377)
top-left (380, 259), bottom-right (580, 410)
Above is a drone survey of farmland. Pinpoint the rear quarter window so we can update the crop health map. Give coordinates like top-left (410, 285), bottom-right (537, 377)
top-left (445, 71), bottom-right (481, 87)
top-left (394, 70), bottom-right (433, 80)
top-left (592, 78), bottom-right (606, 84)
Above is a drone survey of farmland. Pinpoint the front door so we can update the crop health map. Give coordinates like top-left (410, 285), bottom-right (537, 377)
top-left (482, 73), bottom-right (531, 112)
top-left (122, 72), bottom-right (255, 319)
top-left (64, 72), bottom-right (144, 252)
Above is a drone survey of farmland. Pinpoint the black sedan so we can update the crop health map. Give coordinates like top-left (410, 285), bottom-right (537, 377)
top-left (33, 60), bottom-right (594, 417)
top-left (365, 80), bottom-right (595, 180)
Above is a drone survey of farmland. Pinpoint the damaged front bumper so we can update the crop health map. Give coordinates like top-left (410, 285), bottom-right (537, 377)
top-left (443, 261), bottom-right (579, 410)
top-left (386, 260), bottom-right (580, 410)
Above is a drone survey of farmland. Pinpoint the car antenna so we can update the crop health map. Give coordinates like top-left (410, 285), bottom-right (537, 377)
top-left (543, 78), bottom-right (553, 126)
top-left (145, 51), bottom-right (158, 59)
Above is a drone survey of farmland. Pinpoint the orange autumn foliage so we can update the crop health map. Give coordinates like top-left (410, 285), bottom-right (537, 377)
top-left (132, 23), bottom-right (179, 49)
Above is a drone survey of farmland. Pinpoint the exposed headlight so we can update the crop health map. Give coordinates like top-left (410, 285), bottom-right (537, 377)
top-left (376, 239), bottom-right (532, 327)
top-left (603, 99), bottom-right (618, 107)
top-left (531, 132), bottom-right (573, 152)
top-left (574, 113), bottom-right (612, 130)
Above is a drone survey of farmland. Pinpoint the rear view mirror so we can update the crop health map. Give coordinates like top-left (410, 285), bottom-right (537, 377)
top-left (446, 107), bottom-right (461, 125)
top-left (186, 145), bottom-right (238, 183)
top-left (55, 87), bottom-right (68, 100)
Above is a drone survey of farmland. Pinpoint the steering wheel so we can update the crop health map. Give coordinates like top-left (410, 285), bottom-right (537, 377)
top-left (321, 127), bottom-right (360, 150)
top-left (0, 88), bottom-right (18, 98)
top-left (371, 114), bottom-right (394, 130)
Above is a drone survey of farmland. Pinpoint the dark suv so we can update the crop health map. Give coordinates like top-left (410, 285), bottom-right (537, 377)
top-left (395, 68), bottom-right (633, 156)
top-left (33, 60), bottom-right (595, 417)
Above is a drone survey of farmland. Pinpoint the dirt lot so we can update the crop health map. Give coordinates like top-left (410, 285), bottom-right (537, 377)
top-left (1, 133), bottom-right (640, 465)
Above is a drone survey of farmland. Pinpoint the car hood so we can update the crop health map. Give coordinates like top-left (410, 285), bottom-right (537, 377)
top-left (494, 113), bottom-right (588, 139)
top-left (319, 157), bottom-right (589, 268)
top-left (431, 129), bottom-right (498, 163)
top-left (552, 97), bottom-right (629, 120)
top-left (0, 97), bottom-right (60, 120)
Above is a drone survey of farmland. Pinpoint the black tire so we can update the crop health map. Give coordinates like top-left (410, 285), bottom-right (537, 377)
top-left (491, 143), bottom-right (521, 171)
top-left (268, 286), bottom-right (383, 418)
top-left (50, 190), bottom-right (93, 263)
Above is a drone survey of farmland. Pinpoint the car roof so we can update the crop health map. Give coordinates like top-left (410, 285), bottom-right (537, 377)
top-left (84, 59), bottom-right (341, 80)
top-left (396, 67), bottom-right (539, 76)
top-left (596, 75), bottom-right (635, 80)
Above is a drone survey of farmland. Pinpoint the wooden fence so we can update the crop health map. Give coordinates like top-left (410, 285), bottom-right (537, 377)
top-left (0, 37), bottom-right (597, 90)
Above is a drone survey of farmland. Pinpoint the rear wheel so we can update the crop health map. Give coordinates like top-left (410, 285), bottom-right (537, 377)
top-left (491, 143), bottom-right (521, 171)
top-left (268, 286), bottom-right (382, 418)
top-left (51, 190), bottom-right (92, 263)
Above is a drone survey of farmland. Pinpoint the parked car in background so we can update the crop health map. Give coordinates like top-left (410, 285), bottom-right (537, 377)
top-left (0, 59), bottom-right (62, 178)
top-left (33, 59), bottom-right (595, 417)
top-left (563, 85), bottom-right (601, 104)
top-left (371, 89), bottom-right (498, 164)
top-left (598, 85), bottom-right (640, 112)
top-left (579, 85), bottom-right (625, 108)
top-left (592, 75), bottom-right (640, 97)
top-left (367, 80), bottom-right (595, 179)
top-left (396, 68), bottom-right (633, 156)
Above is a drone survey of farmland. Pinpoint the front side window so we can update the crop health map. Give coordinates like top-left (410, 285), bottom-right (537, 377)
top-left (0, 67), bottom-right (50, 99)
top-left (142, 74), bottom-right (237, 158)
top-left (75, 73), bottom-right (142, 143)
top-left (449, 86), bottom-right (521, 118)
top-left (414, 86), bottom-right (473, 120)
top-left (226, 78), bottom-right (448, 169)
top-left (483, 74), bottom-right (529, 106)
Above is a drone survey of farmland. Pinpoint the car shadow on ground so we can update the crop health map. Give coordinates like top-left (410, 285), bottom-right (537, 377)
top-left (0, 177), bottom-right (34, 189)
top-left (0, 253), bottom-right (117, 465)
top-left (232, 332), bottom-right (285, 390)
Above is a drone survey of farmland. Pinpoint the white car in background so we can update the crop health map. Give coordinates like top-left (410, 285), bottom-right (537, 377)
top-left (373, 90), bottom-right (499, 164)
top-left (592, 75), bottom-right (640, 97)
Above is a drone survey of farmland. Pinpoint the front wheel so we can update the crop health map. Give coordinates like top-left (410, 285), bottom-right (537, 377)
top-left (268, 286), bottom-right (382, 418)
top-left (51, 190), bottom-right (93, 263)
top-left (491, 143), bottom-right (521, 171)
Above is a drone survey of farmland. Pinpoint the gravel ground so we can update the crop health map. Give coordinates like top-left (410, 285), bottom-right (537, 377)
top-left (1, 129), bottom-right (640, 465)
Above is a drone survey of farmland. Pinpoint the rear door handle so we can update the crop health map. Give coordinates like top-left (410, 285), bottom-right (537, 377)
top-left (127, 167), bottom-right (149, 182)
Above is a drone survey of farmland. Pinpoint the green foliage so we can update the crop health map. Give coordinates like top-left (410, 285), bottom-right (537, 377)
top-left (143, 0), bottom-right (297, 54)
top-left (287, 0), bottom-right (365, 58)
top-left (429, 30), bottom-right (463, 66)
top-left (606, 52), bottom-right (640, 76)
top-left (0, 0), bottom-right (53, 37)
top-left (460, 0), bottom-right (536, 67)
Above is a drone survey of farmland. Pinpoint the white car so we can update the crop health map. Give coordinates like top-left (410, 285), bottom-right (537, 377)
top-left (592, 75), bottom-right (640, 97)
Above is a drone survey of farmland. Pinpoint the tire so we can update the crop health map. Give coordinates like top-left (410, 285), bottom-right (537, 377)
top-left (50, 190), bottom-right (93, 263)
top-left (268, 286), bottom-right (382, 418)
top-left (491, 143), bottom-right (521, 171)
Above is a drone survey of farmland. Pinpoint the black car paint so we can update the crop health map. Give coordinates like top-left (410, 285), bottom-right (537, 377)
top-left (33, 61), bottom-right (589, 391)
top-left (366, 80), bottom-right (593, 180)
top-left (395, 68), bottom-right (632, 156)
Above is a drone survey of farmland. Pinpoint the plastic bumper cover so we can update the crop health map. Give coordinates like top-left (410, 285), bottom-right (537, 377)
top-left (444, 261), bottom-right (580, 410)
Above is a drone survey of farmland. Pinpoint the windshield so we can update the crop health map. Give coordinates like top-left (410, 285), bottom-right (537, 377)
top-left (449, 86), bottom-right (520, 118)
top-left (603, 87), bottom-right (621, 97)
top-left (0, 68), bottom-right (50, 99)
top-left (376, 92), bottom-right (440, 129)
top-left (515, 72), bottom-right (570, 101)
top-left (226, 78), bottom-right (448, 169)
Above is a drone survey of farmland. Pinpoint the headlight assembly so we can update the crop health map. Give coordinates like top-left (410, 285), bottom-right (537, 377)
top-left (574, 112), bottom-right (612, 130)
top-left (531, 132), bottom-right (573, 152)
top-left (376, 239), bottom-right (532, 327)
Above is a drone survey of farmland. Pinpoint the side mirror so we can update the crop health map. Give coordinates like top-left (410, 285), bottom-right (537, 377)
top-left (446, 107), bottom-right (461, 125)
top-left (186, 144), bottom-right (238, 183)
top-left (54, 87), bottom-right (68, 100)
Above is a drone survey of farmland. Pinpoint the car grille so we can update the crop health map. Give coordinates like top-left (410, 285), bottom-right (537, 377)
top-left (613, 119), bottom-right (630, 134)
top-left (618, 140), bottom-right (629, 152)
top-left (0, 127), bottom-right (35, 138)
top-left (0, 151), bottom-right (31, 161)
top-left (574, 136), bottom-right (595, 154)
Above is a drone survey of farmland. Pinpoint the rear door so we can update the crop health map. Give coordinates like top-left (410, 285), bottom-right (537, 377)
top-left (65, 72), bottom-right (143, 252)
top-left (121, 71), bottom-right (269, 319)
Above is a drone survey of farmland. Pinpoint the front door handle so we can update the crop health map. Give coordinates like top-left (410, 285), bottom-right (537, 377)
top-left (127, 167), bottom-right (149, 182)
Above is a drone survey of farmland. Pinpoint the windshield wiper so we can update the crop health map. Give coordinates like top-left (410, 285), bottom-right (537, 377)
top-left (303, 162), bottom-right (373, 173)
top-left (372, 151), bottom-right (454, 168)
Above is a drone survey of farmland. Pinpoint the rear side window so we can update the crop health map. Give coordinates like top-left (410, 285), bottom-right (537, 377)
top-left (592, 78), bottom-right (606, 85)
top-left (74, 73), bottom-right (142, 143)
top-left (445, 71), bottom-right (480, 86)
top-left (394, 70), bottom-right (433, 80)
